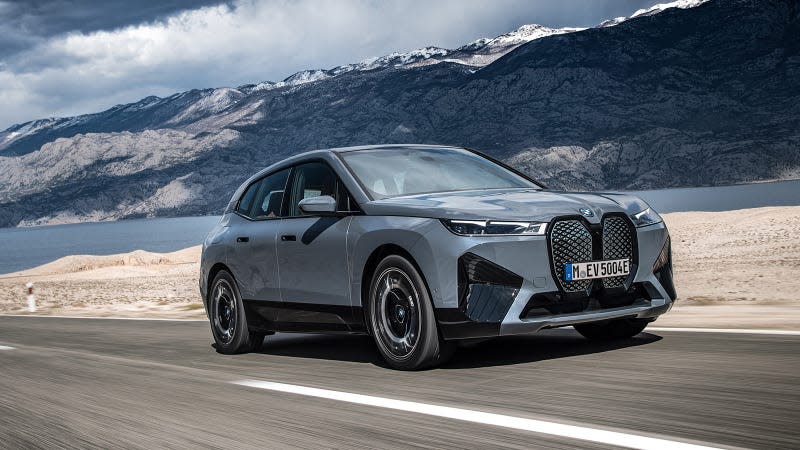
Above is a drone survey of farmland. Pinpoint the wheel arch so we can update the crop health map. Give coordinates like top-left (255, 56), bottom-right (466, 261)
top-left (206, 262), bottom-right (233, 309)
top-left (348, 217), bottom-right (448, 313)
top-left (359, 243), bottom-right (438, 332)
top-left (361, 243), bottom-right (415, 300)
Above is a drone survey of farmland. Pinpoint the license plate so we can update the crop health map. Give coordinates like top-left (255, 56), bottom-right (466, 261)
top-left (565, 259), bottom-right (630, 281)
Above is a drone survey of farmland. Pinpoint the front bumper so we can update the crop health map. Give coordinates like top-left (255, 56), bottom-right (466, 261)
top-left (499, 284), bottom-right (672, 337)
top-left (426, 220), bottom-right (675, 340)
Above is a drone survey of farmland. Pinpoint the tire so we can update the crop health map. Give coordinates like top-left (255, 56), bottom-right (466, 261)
top-left (367, 255), bottom-right (454, 370)
top-left (574, 318), bottom-right (650, 340)
top-left (208, 270), bottom-right (265, 354)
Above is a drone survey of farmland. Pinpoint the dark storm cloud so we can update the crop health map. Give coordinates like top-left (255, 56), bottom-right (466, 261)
top-left (0, 0), bottom-right (228, 58)
top-left (0, 0), bottom-right (665, 130)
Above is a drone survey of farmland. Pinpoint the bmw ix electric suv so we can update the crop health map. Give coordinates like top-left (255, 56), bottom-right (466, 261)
top-left (200, 145), bottom-right (675, 369)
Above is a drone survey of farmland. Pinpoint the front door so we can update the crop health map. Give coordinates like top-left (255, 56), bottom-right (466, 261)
top-left (276, 161), bottom-right (354, 329)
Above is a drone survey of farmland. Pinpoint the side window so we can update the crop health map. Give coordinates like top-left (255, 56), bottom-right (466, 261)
top-left (236, 180), bottom-right (260, 216)
top-left (337, 180), bottom-right (356, 212)
top-left (252, 169), bottom-right (290, 219)
top-left (236, 169), bottom-right (289, 219)
top-left (287, 162), bottom-right (337, 217)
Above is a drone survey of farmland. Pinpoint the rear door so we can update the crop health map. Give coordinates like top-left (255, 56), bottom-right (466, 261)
top-left (276, 161), bottom-right (355, 328)
top-left (226, 168), bottom-right (289, 303)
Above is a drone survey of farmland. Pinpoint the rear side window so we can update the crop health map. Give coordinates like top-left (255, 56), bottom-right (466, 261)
top-left (236, 169), bottom-right (290, 219)
top-left (253, 169), bottom-right (290, 219)
top-left (236, 180), bottom-right (260, 216)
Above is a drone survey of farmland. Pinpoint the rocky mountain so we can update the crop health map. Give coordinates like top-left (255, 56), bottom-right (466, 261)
top-left (1, 0), bottom-right (798, 227)
top-left (0, 21), bottom-right (583, 159)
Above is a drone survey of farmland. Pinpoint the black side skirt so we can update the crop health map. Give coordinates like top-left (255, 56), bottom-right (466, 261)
top-left (243, 299), bottom-right (367, 334)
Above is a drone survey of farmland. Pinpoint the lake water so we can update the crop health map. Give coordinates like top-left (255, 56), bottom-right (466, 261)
top-left (628, 179), bottom-right (800, 213)
top-left (0, 179), bottom-right (797, 274)
top-left (0, 216), bottom-right (220, 275)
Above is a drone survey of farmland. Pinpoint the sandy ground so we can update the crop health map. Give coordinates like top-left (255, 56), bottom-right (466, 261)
top-left (1, 206), bottom-right (798, 328)
top-left (0, 247), bottom-right (205, 319)
top-left (655, 206), bottom-right (800, 329)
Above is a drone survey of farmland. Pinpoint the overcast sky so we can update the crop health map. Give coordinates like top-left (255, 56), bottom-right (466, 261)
top-left (0, 0), bottom-right (659, 130)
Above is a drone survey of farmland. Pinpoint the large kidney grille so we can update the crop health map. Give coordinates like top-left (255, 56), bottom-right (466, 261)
top-left (549, 216), bottom-right (635, 293)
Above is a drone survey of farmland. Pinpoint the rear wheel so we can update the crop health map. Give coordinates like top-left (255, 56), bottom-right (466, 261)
top-left (367, 255), bottom-right (454, 370)
top-left (574, 318), bottom-right (650, 340)
top-left (209, 270), bottom-right (265, 354)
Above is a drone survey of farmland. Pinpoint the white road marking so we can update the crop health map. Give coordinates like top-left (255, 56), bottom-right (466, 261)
top-left (649, 327), bottom-right (800, 336)
top-left (232, 380), bottom-right (721, 450)
top-left (0, 345), bottom-right (14, 350)
top-left (0, 314), bottom-right (206, 322)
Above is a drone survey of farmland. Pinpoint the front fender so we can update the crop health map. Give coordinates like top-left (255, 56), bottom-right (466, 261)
top-left (347, 216), bottom-right (443, 308)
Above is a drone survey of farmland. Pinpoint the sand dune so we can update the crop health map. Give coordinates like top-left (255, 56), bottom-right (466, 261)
top-left (1, 206), bottom-right (798, 327)
top-left (0, 247), bottom-right (204, 318)
top-left (1, 247), bottom-right (201, 278)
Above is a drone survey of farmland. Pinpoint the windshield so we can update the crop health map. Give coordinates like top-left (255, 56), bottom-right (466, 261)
top-left (340, 147), bottom-right (539, 199)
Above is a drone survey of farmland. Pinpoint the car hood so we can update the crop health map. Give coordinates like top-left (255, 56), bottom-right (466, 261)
top-left (361, 189), bottom-right (651, 223)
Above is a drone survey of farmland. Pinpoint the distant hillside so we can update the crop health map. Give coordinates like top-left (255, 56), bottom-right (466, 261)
top-left (1, 0), bottom-right (798, 227)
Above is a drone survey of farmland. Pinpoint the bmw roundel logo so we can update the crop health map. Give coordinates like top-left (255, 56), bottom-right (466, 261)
top-left (579, 208), bottom-right (594, 217)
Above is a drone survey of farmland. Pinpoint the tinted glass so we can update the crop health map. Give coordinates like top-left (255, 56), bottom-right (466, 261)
top-left (341, 147), bottom-right (537, 199)
top-left (236, 169), bottom-right (289, 219)
top-left (252, 169), bottom-right (289, 219)
top-left (337, 181), bottom-right (356, 212)
top-left (288, 162), bottom-right (337, 216)
top-left (236, 180), bottom-right (260, 216)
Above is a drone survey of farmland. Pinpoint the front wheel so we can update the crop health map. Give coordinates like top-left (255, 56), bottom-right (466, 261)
top-left (209, 270), bottom-right (265, 354)
top-left (367, 255), bottom-right (454, 370)
top-left (574, 318), bottom-right (651, 340)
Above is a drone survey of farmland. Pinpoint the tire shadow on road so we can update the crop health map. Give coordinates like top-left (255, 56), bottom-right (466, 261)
top-left (253, 333), bottom-right (388, 366)
top-left (244, 329), bottom-right (662, 369)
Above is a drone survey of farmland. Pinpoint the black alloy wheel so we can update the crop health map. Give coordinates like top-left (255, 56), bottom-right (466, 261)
top-left (209, 270), bottom-right (266, 354)
top-left (368, 255), bottom-right (454, 370)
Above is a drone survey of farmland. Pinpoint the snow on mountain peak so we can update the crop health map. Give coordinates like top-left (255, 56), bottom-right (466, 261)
top-left (272, 70), bottom-right (332, 89)
top-left (458, 23), bottom-right (582, 52)
top-left (247, 81), bottom-right (276, 93)
top-left (489, 24), bottom-right (584, 47)
top-left (241, 22), bottom-right (591, 93)
top-left (631, 0), bottom-right (710, 19)
top-left (599, 16), bottom-right (628, 28)
top-left (1, 0), bottom-right (714, 138)
top-left (167, 87), bottom-right (244, 125)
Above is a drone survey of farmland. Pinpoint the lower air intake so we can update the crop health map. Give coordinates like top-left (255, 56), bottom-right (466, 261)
top-left (458, 253), bottom-right (523, 323)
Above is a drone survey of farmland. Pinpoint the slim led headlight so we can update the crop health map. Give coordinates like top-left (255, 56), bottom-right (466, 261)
top-left (630, 208), bottom-right (662, 227)
top-left (442, 219), bottom-right (547, 236)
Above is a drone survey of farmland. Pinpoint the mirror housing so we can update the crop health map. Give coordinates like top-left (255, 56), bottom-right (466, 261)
top-left (298, 195), bottom-right (338, 216)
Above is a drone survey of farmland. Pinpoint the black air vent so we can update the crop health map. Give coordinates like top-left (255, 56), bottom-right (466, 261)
top-left (457, 253), bottom-right (523, 323)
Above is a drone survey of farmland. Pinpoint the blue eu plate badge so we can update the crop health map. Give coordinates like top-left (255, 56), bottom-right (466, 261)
top-left (565, 259), bottom-right (630, 281)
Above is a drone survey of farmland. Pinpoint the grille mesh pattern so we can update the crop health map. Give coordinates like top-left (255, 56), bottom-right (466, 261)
top-left (601, 215), bottom-right (634, 289)
top-left (550, 220), bottom-right (593, 293)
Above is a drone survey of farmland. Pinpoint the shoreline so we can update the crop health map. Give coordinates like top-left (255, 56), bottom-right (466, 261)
top-left (1, 206), bottom-right (798, 329)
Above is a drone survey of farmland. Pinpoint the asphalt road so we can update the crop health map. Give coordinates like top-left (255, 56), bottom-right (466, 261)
top-left (0, 316), bottom-right (798, 449)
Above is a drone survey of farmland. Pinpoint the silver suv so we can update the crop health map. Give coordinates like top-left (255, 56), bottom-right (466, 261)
top-left (200, 145), bottom-right (675, 370)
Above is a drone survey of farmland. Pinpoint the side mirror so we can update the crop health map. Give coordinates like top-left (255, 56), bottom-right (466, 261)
top-left (298, 195), bottom-right (337, 216)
